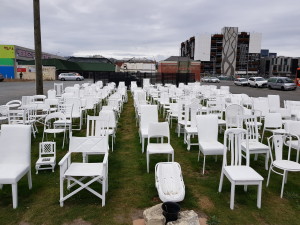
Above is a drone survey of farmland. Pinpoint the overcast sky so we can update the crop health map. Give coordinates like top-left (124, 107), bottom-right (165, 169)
top-left (1, 0), bottom-right (299, 61)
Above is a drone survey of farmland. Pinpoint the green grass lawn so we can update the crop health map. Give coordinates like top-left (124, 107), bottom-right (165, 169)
top-left (1, 92), bottom-right (300, 225)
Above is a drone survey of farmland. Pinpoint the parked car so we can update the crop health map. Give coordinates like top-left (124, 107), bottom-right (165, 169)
top-left (217, 75), bottom-right (229, 80)
top-left (234, 78), bottom-right (248, 86)
top-left (58, 72), bottom-right (84, 81)
top-left (268, 77), bottom-right (297, 90)
top-left (209, 77), bottom-right (220, 83)
top-left (201, 77), bottom-right (211, 82)
top-left (248, 77), bottom-right (267, 87)
top-left (0, 73), bottom-right (4, 82)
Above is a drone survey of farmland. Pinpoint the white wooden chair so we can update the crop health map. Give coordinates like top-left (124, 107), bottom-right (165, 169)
top-left (146, 122), bottom-right (174, 173)
top-left (35, 142), bottom-right (56, 174)
top-left (59, 136), bottom-right (109, 207)
top-left (218, 128), bottom-right (264, 210)
top-left (267, 134), bottom-right (300, 198)
top-left (0, 124), bottom-right (32, 208)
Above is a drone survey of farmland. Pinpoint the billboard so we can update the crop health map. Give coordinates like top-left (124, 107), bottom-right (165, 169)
top-left (0, 45), bottom-right (15, 58)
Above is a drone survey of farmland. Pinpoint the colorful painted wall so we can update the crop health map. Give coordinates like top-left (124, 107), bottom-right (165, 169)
top-left (0, 45), bottom-right (16, 78)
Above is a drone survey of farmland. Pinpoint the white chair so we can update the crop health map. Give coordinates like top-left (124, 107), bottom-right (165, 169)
top-left (6, 100), bottom-right (22, 109)
top-left (0, 124), bottom-right (32, 208)
top-left (268, 95), bottom-right (291, 119)
top-left (99, 110), bottom-right (117, 151)
top-left (8, 109), bottom-right (26, 125)
top-left (267, 134), bottom-right (300, 198)
top-left (146, 122), bottom-right (174, 173)
top-left (59, 136), bottom-right (109, 207)
top-left (242, 115), bottom-right (270, 170)
top-left (225, 104), bottom-right (244, 129)
top-left (35, 142), bottom-right (56, 174)
top-left (262, 113), bottom-right (286, 141)
top-left (139, 105), bottom-right (158, 153)
top-left (86, 115), bottom-right (109, 137)
top-left (284, 121), bottom-right (300, 162)
top-left (54, 83), bottom-right (63, 97)
top-left (155, 162), bottom-right (185, 202)
top-left (43, 112), bottom-right (67, 148)
top-left (196, 114), bottom-right (224, 174)
top-left (218, 128), bottom-right (264, 210)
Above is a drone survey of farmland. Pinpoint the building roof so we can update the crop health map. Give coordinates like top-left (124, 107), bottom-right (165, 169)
top-left (162, 56), bottom-right (194, 62)
top-left (18, 58), bottom-right (115, 72)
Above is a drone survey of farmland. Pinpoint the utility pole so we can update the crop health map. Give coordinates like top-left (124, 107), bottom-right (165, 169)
top-left (33, 0), bottom-right (43, 94)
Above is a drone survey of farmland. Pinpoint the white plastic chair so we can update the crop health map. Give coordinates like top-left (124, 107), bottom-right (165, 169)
top-left (262, 113), bottom-right (286, 141)
top-left (155, 162), bottom-right (185, 202)
top-left (139, 105), bottom-right (158, 153)
top-left (225, 104), bottom-right (244, 129)
top-left (6, 100), bottom-right (22, 109)
top-left (196, 114), bottom-right (224, 174)
top-left (35, 142), bottom-right (56, 174)
top-left (0, 124), bottom-right (32, 208)
top-left (267, 134), bottom-right (300, 198)
top-left (218, 128), bottom-right (264, 210)
top-left (43, 112), bottom-right (67, 148)
top-left (284, 121), bottom-right (300, 162)
top-left (146, 122), bottom-right (174, 173)
top-left (59, 136), bottom-right (109, 207)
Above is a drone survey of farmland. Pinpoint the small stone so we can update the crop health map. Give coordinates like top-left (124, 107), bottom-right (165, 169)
top-left (167, 210), bottom-right (200, 225)
top-left (143, 203), bottom-right (165, 225)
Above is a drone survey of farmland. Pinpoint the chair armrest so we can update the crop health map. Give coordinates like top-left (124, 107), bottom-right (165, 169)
top-left (59, 152), bottom-right (71, 176)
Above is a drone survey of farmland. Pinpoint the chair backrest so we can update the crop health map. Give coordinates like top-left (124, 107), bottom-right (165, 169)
top-left (86, 115), bottom-right (109, 137)
top-left (0, 124), bottom-right (31, 164)
top-left (225, 104), bottom-right (244, 129)
top-left (44, 112), bottom-right (67, 129)
top-left (264, 113), bottom-right (282, 128)
top-left (284, 120), bottom-right (300, 136)
top-left (21, 96), bottom-right (34, 106)
top-left (0, 105), bottom-right (9, 117)
top-left (268, 95), bottom-right (280, 112)
top-left (8, 109), bottom-right (26, 124)
top-left (267, 135), bottom-right (285, 162)
top-left (223, 128), bottom-right (249, 167)
top-left (69, 136), bottom-right (109, 153)
top-left (148, 122), bottom-right (170, 143)
top-left (6, 100), bottom-right (22, 109)
top-left (47, 89), bottom-right (56, 99)
top-left (140, 105), bottom-right (158, 130)
top-left (39, 142), bottom-right (56, 158)
top-left (196, 114), bottom-right (218, 142)
top-left (253, 99), bottom-right (269, 117)
top-left (54, 83), bottom-right (63, 97)
top-left (58, 103), bottom-right (74, 119)
top-left (244, 115), bottom-right (259, 141)
top-left (99, 110), bottom-right (116, 128)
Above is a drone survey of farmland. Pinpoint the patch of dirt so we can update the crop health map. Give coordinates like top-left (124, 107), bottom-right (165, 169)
top-left (131, 208), bottom-right (144, 220)
top-left (19, 222), bottom-right (31, 225)
top-left (62, 218), bottom-right (92, 225)
top-left (198, 196), bottom-right (215, 211)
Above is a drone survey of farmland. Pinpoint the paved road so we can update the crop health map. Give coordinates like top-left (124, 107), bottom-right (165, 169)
top-left (0, 79), bottom-right (299, 105)
top-left (0, 79), bottom-right (94, 105)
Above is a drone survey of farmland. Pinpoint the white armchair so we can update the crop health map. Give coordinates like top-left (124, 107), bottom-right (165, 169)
top-left (0, 124), bottom-right (32, 208)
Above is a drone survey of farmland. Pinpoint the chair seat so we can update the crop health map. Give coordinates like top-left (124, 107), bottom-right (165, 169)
top-left (199, 141), bottom-right (224, 155)
top-left (218, 119), bottom-right (226, 126)
top-left (64, 163), bottom-right (104, 177)
top-left (273, 160), bottom-right (300, 171)
top-left (54, 120), bottom-right (71, 125)
top-left (185, 127), bottom-right (197, 133)
top-left (241, 141), bottom-right (268, 151)
top-left (0, 164), bottom-right (30, 183)
top-left (147, 143), bottom-right (174, 154)
top-left (224, 166), bottom-right (264, 181)
top-left (36, 157), bottom-right (55, 165)
top-left (44, 128), bottom-right (65, 134)
top-left (178, 120), bottom-right (191, 126)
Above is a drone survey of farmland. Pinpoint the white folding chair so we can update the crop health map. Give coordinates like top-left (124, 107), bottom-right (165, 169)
top-left (59, 136), bottom-right (109, 207)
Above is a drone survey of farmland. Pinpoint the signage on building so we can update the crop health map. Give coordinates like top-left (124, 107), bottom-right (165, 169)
top-left (0, 45), bottom-right (15, 58)
top-left (16, 48), bottom-right (52, 59)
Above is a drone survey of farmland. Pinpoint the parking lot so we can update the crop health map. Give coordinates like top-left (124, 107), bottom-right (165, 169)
top-left (0, 79), bottom-right (299, 105)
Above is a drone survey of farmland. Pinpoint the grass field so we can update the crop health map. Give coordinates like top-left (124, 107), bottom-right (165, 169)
top-left (1, 93), bottom-right (300, 225)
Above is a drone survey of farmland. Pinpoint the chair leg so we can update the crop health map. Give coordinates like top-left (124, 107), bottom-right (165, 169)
top-left (266, 166), bottom-right (272, 187)
top-left (281, 171), bottom-right (286, 198)
top-left (257, 182), bottom-right (262, 208)
top-left (202, 156), bottom-right (206, 174)
top-left (102, 179), bottom-right (106, 207)
top-left (265, 152), bottom-right (269, 170)
top-left (27, 170), bottom-right (32, 189)
top-left (230, 182), bottom-right (235, 210)
top-left (60, 177), bottom-right (64, 207)
top-left (12, 183), bottom-right (18, 209)
top-left (147, 153), bottom-right (150, 173)
top-left (262, 128), bottom-right (265, 141)
top-left (142, 138), bottom-right (144, 153)
top-left (218, 169), bottom-right (224, 192)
